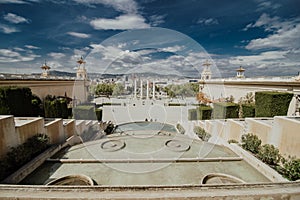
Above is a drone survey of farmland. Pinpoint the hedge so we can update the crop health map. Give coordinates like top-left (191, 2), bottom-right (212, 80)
top-left (44, 95), bottom-right (69, 118)
top-left (213, 102), bottom-right (239, 119)
top-left (255, 91), bottom-right (293, 117)
top-left (241, 103), bottom-right (255, 118)
top-left (197, 105), bottom-right (212, 120)
top-left (0, 86), bottom-right (42, 116)
top-left (73, 105), bottom-right (97, 120)
top-left (95, 108), bottom-right (102, 121)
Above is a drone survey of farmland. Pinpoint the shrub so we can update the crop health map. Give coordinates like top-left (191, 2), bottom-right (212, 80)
top-left (255, 91), bottom-right (293, 117)
top-left (0, 86), bottom-right (42, 116)
top-left (73, 105), bottom-right (97, 120)
top-left (241, 103), bottom-right (255, 118)
top-left (257, 144), bottom-right (281, 166)
top-left (241, 133), bottom-right (261, 154)
top-left (176, 123), bottom-right (185, 134)
top-left (279, 157), bottom-right (300, 181)
top-left (44, 95), bottom-right (69, 118)
top-left (193, 126), bottom-right (211, 142)
top-left (0, 134), bottom-right (49, 181)
top-left (228, 139), bottom-right (239, 144)
top-left (213, 102), bottom-right (239, 119)
top-left (197, 105), bottom-right (212, 120)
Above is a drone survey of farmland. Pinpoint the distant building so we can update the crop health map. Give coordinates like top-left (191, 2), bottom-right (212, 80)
top-left (236, 66), bottom-right (245, 78)
top-left (201, 60), bottom-right (212, 80)
top-left (76, 57), bottom-right (87, 80)
top-left (40, 61), bottom-right (51, 78)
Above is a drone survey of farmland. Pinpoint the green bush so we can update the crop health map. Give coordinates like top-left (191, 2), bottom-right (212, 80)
top-left (193, 126), bottom-right (211, 141)
top-left (44, 95), bottom-right (69, 118)
top-left (228, 139), bottom-right (239, 144)
top-left (73, 105), bottom-right (97, 120)
top-left (255, 91), bottom-right (293, 117)
top-left (176, 123), bottom-right (185, 134)
top-left (0, 134), bottom-right (49, 181)
top-left (241, 133), bottom-right (261, 154)
top-left (213, 102), bottom-right (239, 119)
top-left (197, 105), bottom-right (212, 120)
top-left (0, 86), bottom-right (42, 116)
top-left (241, 103), bottom-right (255, 118)
top-left (279, 157), bottom-right (300, 181)
top-left (258, 144), bottom-right (281, 166)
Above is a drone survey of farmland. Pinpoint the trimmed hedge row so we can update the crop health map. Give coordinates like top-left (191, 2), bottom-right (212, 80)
top-left (241, 103), bottom-right (255, 118)
top-left (213, 102), bottom-right (239, 119)
top-left (188, 105), bottom-right (212, 120)
top-left (255, 91), bottom-right (293, 117)
top-left (0, 86), bottom-right (42, 116)
top-left (73, 105), bottom-right (97, 120)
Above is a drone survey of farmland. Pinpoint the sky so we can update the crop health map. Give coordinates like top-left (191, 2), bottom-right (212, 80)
top-left (0, 0), bottom-right (299, 78)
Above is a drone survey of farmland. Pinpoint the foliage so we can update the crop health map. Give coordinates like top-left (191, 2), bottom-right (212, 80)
top-left (176, 123), bottom-right (185, 134)
top-left (44, 95), bottom-right (69, 118)
top-left (73, 105), bottom-right (97, 120)
top-left (241, 133), bottom-right (262, 154)
top-left (257, 144), bottom-right (282, 166)
top-left (112, 83), bottom-right (125, 96)
top-left (225, 95), bottom-right (235, 103)
top-left (239, 92), bottom-right (255, 104)
top-left (197, 105), bottom-right (212, 120)
top-left (278, 157), bottom-right (300, 181)
top-left (164, 83), bottom-right (198, 98)
top-left (255, 91), bottom-right (293, 117)
top-left (0, 86), bottom-right (42, 116)
top-left (0, 134), bottom-right (49, 181)
top-left (193, 126), bottom-right (211, 142)
top-left (213, 102), bottom-right (239, 119)
top-left (196, 92), bottom-right (212, 105)
top-left (94, 83), bottom-right (115, 97)
top-left (228, 139), bottom-right (239, 144)
top-left (240, 103), bottom-right (255, 118)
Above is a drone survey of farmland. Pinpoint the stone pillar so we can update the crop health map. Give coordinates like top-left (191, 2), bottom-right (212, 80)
top-left (134, 79), bottom-right (137, 99)
top-left (152, 81), bottom-right (155, 99)
top-left (146, 80), bottom-right (149, 99)
top-left (140, 80), bottom-right (143, 99)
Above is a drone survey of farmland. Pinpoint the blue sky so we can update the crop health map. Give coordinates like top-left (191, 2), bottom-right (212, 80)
top-left (0, 0), bottom-right (299, 78)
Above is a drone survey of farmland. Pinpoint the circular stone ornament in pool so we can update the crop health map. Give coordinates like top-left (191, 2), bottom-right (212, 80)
top-left (165, 140), bottom-right (190, 152)
top-left (100, 139), bottom-right (126, 152)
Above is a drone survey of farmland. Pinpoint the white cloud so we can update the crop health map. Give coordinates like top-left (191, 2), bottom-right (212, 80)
top-left (0, 24), bottom-right (19, 34)
top-left (0, 48), bottom-right (40, 63)
top-left (0, 0), bottom-right (39, 4)
top-left (90, 14), bottom-right (150, 30)
top-left (4, 13), bottom-right (29, 24)
top-left (48, 52), bottom-right (66, 59)
top-left (159, 45), bottom-right (184, 53)
top-left (72, 0), bottom-right (138, 13)
top-left (25, 45), bottom-right (40, 49)
top-left (67, 31), bottom-right (90, 38)
top-left (245, 14), bottom-right (300, 50)
top-left (197, 18), bottom-right (219, 26)
top-left (149, 14), bottom-right (165, 26)
top-left (255, 0), bottom-right (281, 11)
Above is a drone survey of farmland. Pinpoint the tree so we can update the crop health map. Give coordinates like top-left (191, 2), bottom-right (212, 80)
top-left (95, 83), bottom-right (115, 97)
top-left (112, 83), bottom-right (125, 96)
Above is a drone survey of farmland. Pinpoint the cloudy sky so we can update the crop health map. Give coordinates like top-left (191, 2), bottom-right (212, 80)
top-left (0, 0), bottom-right (299, 78)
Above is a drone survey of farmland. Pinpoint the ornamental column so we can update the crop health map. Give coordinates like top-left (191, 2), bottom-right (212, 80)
top-left (146, 80), bottom-right (149, 99)
top-left (140, 80), bottom-right (143, 99)
top-left (152, 81), bottom-right (155, 99)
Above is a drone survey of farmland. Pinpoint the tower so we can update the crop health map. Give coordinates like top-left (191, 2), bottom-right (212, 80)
top-left (201, 60), bottom-right (212, 80)
top-left (40, 61), bottom-right (51, 78)
top-left (236, 66), bottom-right (245, 78)
top-left (76, 56), bottom-right (87, 80)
